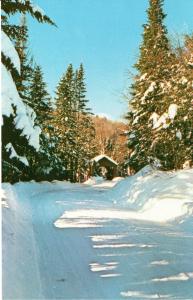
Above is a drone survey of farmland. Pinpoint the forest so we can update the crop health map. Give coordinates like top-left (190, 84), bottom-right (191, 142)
top-left (1, 0), bottom-right (193, 183)
top-left (2, 1), bottom-right (193, 300)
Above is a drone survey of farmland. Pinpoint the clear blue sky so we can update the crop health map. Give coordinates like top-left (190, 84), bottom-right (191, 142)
top-left (26, 0), bottom-right (193, 121)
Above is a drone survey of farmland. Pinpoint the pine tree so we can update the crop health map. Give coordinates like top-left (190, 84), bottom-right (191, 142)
top-left (74, 64), bottom-right (91, 114)
top-left (54, 64), bottom-right (77, 180)
top-left (28, 65), bottom-right (52, 124)
top-left (15, 14), bottom-right (33, 103)
top-left (1, 0), bottom-right (55, 182)
top-left (27, 65), bottom-right (60, 180)
top-left (153, 34), bottom-right (193, 169)
top-left (73, 64), bottom-right (96, 181)
top-left (127, 0), bottom-right (173, 172)
top-left (181, 35), bottom-right (193, 167)
top-left (54, 64), bottom-right (95, 182)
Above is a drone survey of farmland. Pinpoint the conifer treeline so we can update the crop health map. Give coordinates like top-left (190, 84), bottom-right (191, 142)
top-left (53, 63), bottom-right (96, 182)
top-left (127, 0), bottom-right (193, 173)
top-left (2, 0), bottom-right (192, 183)
top-left (2, 10), bottom-right (95, 183)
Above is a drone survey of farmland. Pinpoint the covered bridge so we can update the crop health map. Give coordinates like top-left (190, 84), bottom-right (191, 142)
top-left (90, 154), bottom-right (118, 180)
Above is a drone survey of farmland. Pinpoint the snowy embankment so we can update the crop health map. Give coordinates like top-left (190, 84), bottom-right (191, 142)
top-left (2, 167), bottom-right (193, 299)
top-left (55, 167), bottom-right (193, 228)
top-left (2, 183), bottom-right (43, 298)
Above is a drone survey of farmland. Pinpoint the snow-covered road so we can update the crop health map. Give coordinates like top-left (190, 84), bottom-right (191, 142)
top-left (2, 170), bottom-right (193, 299)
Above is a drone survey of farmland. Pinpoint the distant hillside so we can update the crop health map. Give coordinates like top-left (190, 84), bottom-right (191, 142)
top-left (92, 115), bottom-right (129, 166)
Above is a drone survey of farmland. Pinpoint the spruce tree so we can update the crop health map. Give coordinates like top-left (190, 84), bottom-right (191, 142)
top-left (153, 34), bottom-right (193, 169)
top-left (127, 0), bottom-right (173, 172)
top-left (54, 64), bottom-right (77, 180)
top-left (75, 64), bottom-right (91, 113)
top-left (74, 64), bottom-right (96, 181)
top-left (15, 14), bottom-right (33, 103)
top-left (28, 65), bottom-right (52, 124)
top-left (54, 64), bottom-right (95, 182)
top-left (1, 0), bottom-right (55, 182)
top-left (27, 65), bottom-right (59, 180)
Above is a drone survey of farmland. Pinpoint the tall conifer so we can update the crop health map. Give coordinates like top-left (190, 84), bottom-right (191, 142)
top-left (54, 64), bottom-right (77, 180)
top-left (54, 64), bottom-right (95, 181)
top-left (27, 65), bottom-right (59, 180)
top-left (152, 35), bottom-right (193, 169)
top-left (74, 64), bottom-right (95, 180)
top-left (127, 0), bottom-right (173, 171)
top-left (1, 0), bottom-right (55, 182)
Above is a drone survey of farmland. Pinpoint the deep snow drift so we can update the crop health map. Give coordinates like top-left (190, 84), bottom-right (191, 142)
top-left (56, 167), bottom-right (193, 227)
top-left (2, 167), bottom-right (193, 299)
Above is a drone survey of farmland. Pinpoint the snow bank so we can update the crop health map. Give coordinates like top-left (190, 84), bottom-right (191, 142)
top-left (83, 176), bottom-right (104, 185)
top-left (113, 167), bottom-right (193, 223)
top-left (55, 167), bottom-right (193, 228)
top-left (83, 176), bottom-right (121, 188)
top-left (129, 167), bottom-right (193, 221)
top-left (2, 169), bottom-right (193, 299)
top-left (2, 183), bottom-right (43, 299)
top-left (1, 188), bottom-right (9, 208)
top-left (112, 177), bottom-right (124, 182)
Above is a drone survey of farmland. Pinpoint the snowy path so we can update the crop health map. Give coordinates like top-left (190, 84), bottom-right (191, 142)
top-left (2, 174), bottom-right (193, 300)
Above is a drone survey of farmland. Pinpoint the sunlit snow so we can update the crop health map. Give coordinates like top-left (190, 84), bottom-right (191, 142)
top-left (1, 31), bottom-right (20, 73)
top-left (2, 167), bottom-right (193, 299)
top-left (141, 81), bottom-right (156, 103)
top-left (168, 104), bottom-right (178, 120)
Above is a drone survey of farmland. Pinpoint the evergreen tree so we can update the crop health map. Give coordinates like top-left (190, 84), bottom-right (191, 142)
top-left (27, 65), bottom-right (60, 180)
top-left (127, 0), bottom-right (173, 172)
top-left (28, 65), bottom-right (52, 124)
top-left (75, 64), bottom-right (91, 114)
top-left (74, 64), bottom-right (96, 181)
top-left (54, 64), bottom-right (95, 182)
top-left (15, 14), bottom-right (33, 103)
top-left (54, 64), bottom-right (77, 180)
top-left (152, 34), bottom-right (193, 169)
top-left (1, 0), bottom-right (55, 182)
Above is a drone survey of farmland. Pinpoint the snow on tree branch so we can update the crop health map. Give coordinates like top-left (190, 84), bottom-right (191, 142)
top-left (168, 104), bottom-right (178, 120)
top-left (2, 0), bottom-right (56, 26)
top-left (1, 31), bottom-right (21, 74)
top-left (5, 143), bottom-right (29, 166)
top-left (1, 63), bottom-right (41, 150)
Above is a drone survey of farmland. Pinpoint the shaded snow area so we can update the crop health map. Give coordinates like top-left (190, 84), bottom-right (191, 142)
top-left (2, 167), bottom-right (193, 299)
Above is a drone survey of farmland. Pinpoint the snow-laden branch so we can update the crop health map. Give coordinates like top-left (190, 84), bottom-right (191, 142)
top-left (1, 31), bottom-right (21, 74)
top-left (5, 143), bottom-right (29, 166)
top-left (1, 63), bottom-right (41, 150)
top-left (2, 0), bottom-right (56, 26)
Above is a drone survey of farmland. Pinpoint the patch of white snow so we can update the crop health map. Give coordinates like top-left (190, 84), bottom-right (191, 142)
top-left (168, 104), bottom-right (178, 120)
top-left (176, 130), bottom-right (182, 140)
top-left (149, 112), bottom-right (159, 128)
top-left (5, 143), bottom-right (29, 166)
top-left (141, 82), bottom-right (156, 103)
top-left (152, 272), bottom-right (193, 282)
top-left (1, 31), bottom-right (20, 73)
